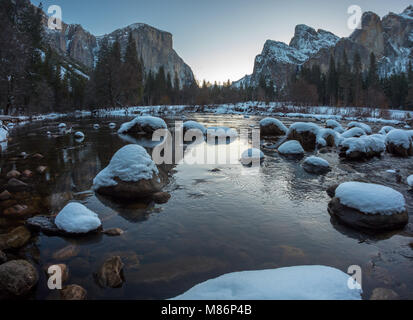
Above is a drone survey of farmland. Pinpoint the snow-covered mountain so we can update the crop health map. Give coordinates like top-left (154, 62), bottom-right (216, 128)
top-left (43, 12), bottom-right (195, 87)
top-left (233, 25), bottom-right (339, 89)
top-left (235, 6), bottom-right (413, 89)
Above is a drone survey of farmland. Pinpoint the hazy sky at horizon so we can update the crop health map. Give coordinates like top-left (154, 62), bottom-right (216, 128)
top-left (31, 0), bottom-right (412, 83)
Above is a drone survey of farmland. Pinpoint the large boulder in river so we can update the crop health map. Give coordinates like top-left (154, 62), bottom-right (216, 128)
top-left (117, 116), bottom-right (167, 136)
top-left (385, 129), bottom-right (413, 157)
top-left (93, 145), bottom-right (165, 200)
top-left (286, 122), bottom-right (320, 151)
top-left (328, 182), bottom-right (408, 231)
top-left (0, 260), bottom-right (39, 299)
top-left (260, 118), bottom-right (287, 137)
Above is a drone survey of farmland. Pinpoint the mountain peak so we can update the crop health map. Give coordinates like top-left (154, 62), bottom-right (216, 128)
top-left (400, 5), bottom-right (413, 19)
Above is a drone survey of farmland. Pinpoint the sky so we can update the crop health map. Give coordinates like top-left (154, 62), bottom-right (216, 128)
top-left (31, 0), bottom-right (412, 83)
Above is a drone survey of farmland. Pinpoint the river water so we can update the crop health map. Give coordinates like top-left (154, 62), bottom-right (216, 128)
top-left (1, 114), bottom-right (413, 300)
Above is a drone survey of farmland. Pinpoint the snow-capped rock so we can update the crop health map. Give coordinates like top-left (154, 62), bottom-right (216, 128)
top-left (339, 135), bottom-right (385, 160)
top-left (326, 120), bottom-right (344, 133)
top-left (93, 145), bottom-right (164, 200)
top-left (260, 118), bottom-right (288, 136)
top-left (287, 122), bottom-right (320, 151)
top-left (74, 131), bottom-right (84, 139)
top-left (118, 116), bottom-right (167, 136)
top-left (385, 129), bottom-right (413, 156)
top-left (172, 265), bottom-right (362, 300)
top-left (278, 140), bottom-right (305, 157)
top-left (328, 182), bottom-right (408, 230)
top-left (341, 127), bottom-right (366, 139)
top-left (55, 202), bottom-right (102, 234)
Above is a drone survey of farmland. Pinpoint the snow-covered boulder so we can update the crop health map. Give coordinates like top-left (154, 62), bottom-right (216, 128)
top-left (58, 123), bottom-right (66, 129)
top-left (183, 121), bottom-right (207, 135)
top-left (260, 118), bottom-right (288, 137)
top-left (172, 265), bottom-right (362, 300)
top-left (326, 120), bottom-right (344, 133)
top-left (328, 182), bottom-right (408, 230)
top-left (339, 135), bottom-right (385, 160)
top-left (74, 131), bottom-right (84, 139)
top-left (93, 124), bottom-right (100, 129)
top-left (278, 140), bottom-right (305, 157)
top-left (240, 148), bottom-right (265, 166)
top-left (118, 116), bottom-right (167, 136)
top-left (316, 128), bottom-right (340, 148)
top-left (378, 126), bottom-right (394, 135)
top-left (93, 145), bottom-right (164, 200)
top-left (302, 156), bottom-right (330, 174)
top-left (347, 122), bottom-right (372, 135)
top-left (286, 122), bottom-right (320, 151)
top-left (385, 129), bottom-right (413, 157)
top-left (55, 202), bottom-right (102, 234)
top-left (341, 127), bottom-right (366, 139)
top-left (109, 123), bottom-right (116, 129)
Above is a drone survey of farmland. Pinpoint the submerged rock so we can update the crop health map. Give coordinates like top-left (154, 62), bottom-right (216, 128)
top-left (6, 170), bottom-right (21, 179)
top-left (152, 192), bottom-right (172, 204)
top-left (103, 228), bottom-right (125, 236)
top-left (370, 288), bottom-right (399, 300)
top-left (96, 256), bottom-right (124, 288)
top-left (328, 182), bottom-right (408, 231)
top-left (0, 260), bottom-right (38, 299)
top-left (60, 284), bottom-right (87, 300)
top-left (44, 264), bottom-right (69, 284)
top-left (53, 245), bottom-right (80, 261)
top-left (93, 145), bottom-right (165, 200)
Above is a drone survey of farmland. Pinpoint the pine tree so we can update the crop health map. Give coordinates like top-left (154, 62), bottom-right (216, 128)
top-left (122, 33), bottom-right (143, 106)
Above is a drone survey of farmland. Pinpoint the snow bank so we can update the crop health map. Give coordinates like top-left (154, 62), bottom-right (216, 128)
top-left (348, 122), bottom-right (372, 135)
top-left (278, 140), bottom-right (305, 155)
top-left (55, 202), bottom-right (102, 234)
top-left (172, 265), bottom-right (362, 300)
top-left (118, 116), bottom-right (167, 134)
top-left (385, 129), bottom-right (412, 148)
top-left (335, 182), bottom-right (406, 216)
top-left (93, 145), bottom-right (159, 189)
top-left (260, 117), bottom-right (288, 134)
top-left (341, 127), bottom-right (366, 139)
top-left (183, 121), bottom-right (207, 135)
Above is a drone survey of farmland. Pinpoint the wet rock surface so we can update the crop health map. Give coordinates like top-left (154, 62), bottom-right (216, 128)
top-left (0, 260), bottom-right (39, 298)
